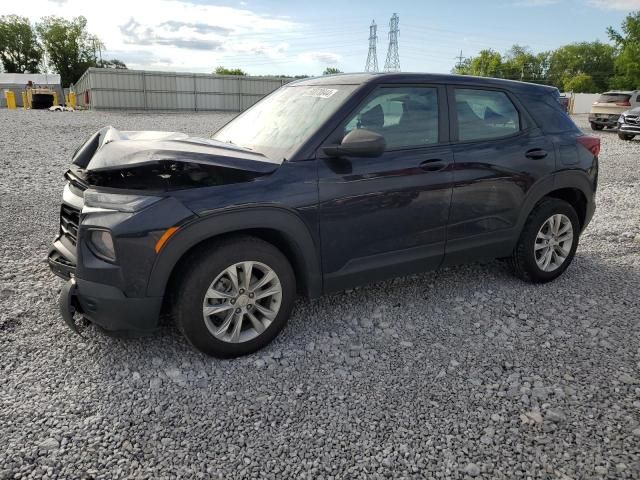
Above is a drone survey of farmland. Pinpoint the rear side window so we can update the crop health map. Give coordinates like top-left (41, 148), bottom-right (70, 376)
top-left (521, 93), bottom-right (580, 134)
top-left (597, 93), bottom-right (631, 104)
top-left (454, 89), bottom-right (520, 141)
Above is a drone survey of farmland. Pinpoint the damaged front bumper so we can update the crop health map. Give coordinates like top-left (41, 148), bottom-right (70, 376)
top-left (51, 236), bottom-right (163, 336)
top-left (618, 115), bottom-right (640, 135)
top-left (48, 178), bottom-right (171, 337)
top-left (588, 113), bottom-right (620, 127)
top-left (57, 276), bottom-right (163, 336)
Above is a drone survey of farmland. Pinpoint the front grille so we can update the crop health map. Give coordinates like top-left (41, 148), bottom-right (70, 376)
top-left (60, 204), bottom-right (80, 245)
top-left (626, 115), bottom-right (639, 125)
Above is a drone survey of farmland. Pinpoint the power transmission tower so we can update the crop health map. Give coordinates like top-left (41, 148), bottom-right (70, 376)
top-left (365, 20), bottom-right (379, 72)
top-left (383, 13), bottom-right (400, 72)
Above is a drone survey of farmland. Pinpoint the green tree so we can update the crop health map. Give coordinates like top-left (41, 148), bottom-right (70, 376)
top-left (547, 42), bottom-right (615, 92)
top-left (453, 49), bottom-right (502, 77)
top-left (36, 16), bottom-right (100, 87)
top-left (563, 73), bottom-right (596, 93)
top-left (99, 58), bottom-right (127, 69)
top-left (323, 67), bottom-right (342, 75)
top-left (608, 11), bottom-right (640, 90)
top-left (501, 45), bottom-right (548, 82)
top-left (0, 15), bottom-right (42, 73)
top-left (214, 66), bottom-right (247, 76)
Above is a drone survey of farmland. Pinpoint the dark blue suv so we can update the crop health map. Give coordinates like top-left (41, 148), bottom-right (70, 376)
top-left (49, 73), bottom-right (599, 357)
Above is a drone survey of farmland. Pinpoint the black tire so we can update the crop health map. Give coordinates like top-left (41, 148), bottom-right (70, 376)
top-left (173, 235), bottom-right (296, 358)
top-left (618, 132), bottom-right (635, 141)
top-left (590, 123), bottom-right (604, 131)
top-left (509, 198), bottom-right (580, 283)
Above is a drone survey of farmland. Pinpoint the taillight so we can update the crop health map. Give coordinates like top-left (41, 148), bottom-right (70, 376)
top-left (577, 136), bottom-right (600, 157)
top-left (616, 101), bottom-right (631, 106)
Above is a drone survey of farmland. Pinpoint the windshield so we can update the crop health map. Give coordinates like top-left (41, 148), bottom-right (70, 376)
top-left (213, 85), bottom-right (358, 161)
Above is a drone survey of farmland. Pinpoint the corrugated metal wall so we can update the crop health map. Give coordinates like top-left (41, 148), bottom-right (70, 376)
top-left (73, 68), bottom-right (288, 112)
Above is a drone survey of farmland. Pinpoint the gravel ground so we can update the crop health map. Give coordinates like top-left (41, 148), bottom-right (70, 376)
top-left (0, 110), bottom-right (639, 479)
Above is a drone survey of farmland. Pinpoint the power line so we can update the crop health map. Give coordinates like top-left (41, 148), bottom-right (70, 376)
top-left (383, 13), bottom-right (401, 72)
top-left (365, 20), bottom-right (379, 73)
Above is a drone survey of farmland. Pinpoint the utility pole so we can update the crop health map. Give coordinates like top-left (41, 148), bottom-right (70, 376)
top-left (383, 13), bottom-right (400, 72)
top-left (365, 20), bottom-right (379, 73)
top-left (455, 50), bottom-right (465, 70)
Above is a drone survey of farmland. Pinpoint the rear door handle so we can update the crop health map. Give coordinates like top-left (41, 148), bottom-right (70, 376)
top-left (419, 159), bottom-right (446, 172)
top-left (525, 148), bottom-right (548, 160)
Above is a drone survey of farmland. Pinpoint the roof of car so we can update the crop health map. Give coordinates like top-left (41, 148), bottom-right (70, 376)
top-left (289, 72), bottom-right (558, 94)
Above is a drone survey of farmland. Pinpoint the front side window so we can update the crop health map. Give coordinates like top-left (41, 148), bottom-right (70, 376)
top-left (344, 87), bottom-right (439, 149)
top-left (213, 85), bottom-right (358, 162)
top-left (455, 89), bottom-right (521, 141)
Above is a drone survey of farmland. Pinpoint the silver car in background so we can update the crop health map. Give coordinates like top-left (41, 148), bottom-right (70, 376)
top-left (617, 106), bottom-right (640, 140)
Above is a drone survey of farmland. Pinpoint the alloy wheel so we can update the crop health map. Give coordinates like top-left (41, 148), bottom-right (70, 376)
top-left (534, 213), bottom-right (574, 272)
top-left (202, 261), bottom-right (282, 343)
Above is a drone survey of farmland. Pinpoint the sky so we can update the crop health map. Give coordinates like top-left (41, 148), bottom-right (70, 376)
top-left (4, 0), bottom-right (640, 76)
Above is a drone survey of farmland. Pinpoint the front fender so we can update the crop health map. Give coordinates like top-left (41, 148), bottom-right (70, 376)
top-left (145, 206), bottom-right (322, 298)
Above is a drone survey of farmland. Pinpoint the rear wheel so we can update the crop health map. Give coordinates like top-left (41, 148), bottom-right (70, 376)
top-left (618, 132), bottom-right (635, 141)
top-left (590, 122), bottom-right (604, 131)
top-left (509, 198), bottom-right (580, 283)
top-left (173, 236), bottom-right (296, 357)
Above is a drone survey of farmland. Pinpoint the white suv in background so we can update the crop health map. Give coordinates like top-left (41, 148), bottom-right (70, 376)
top-left (588, 90), bottom-right (640, 131)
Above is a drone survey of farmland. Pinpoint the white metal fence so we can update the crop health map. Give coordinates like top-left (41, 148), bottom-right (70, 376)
top-left (74, 68), bottom-right (289, 112)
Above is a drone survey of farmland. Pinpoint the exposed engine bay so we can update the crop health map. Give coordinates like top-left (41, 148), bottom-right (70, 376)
top-left (69, 125), bottom-right (279, 191)
top-left (77, 161), bottom-right (261, 191)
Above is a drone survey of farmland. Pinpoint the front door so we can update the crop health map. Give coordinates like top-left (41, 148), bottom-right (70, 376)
top-left (317, 85), bottom-right (454, 292)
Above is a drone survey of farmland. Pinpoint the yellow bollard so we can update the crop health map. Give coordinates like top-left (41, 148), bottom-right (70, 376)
top-left (52, 91), bottom-right (58, 106)
top-left (22, 91), bottom-right (27, 109)
top-left (5, 90), bottom-right (16, 110)
top-left (68, 92), bottom-right (76, 109)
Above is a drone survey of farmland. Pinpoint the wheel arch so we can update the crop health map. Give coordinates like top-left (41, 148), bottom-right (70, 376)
top-left (517, 171), bottom-right (593, 236)
top-left (544, 187), bottom-right (588, 229)
top-left (146, 206), bottom-right (323, 299)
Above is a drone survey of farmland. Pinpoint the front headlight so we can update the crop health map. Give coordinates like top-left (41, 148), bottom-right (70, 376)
top-left (87, 229), bottom-right (116, 262)
top-left (83, 190), bottom-right (161, 213)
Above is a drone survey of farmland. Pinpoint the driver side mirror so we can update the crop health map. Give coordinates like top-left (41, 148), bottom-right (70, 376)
top-left (322, 128), bottom-right (386, 158)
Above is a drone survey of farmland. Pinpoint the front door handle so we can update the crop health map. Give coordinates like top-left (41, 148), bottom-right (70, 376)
top-left (419, 159), bottom-right (446, 172)
top-left (525, 148), bottom-right (548, 160)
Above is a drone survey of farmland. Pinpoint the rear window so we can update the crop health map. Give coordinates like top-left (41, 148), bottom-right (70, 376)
top-left (597, 93), bottom-right (631, 104)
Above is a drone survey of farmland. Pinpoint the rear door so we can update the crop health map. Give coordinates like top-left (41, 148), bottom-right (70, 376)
top-left (444, 86), bottom-right (556, 265)
top-left (317, 84), bottom-right (453, 291)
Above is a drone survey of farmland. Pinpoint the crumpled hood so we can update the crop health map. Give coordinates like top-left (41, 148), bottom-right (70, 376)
top-left (72, 126), bottom-right (280, 174)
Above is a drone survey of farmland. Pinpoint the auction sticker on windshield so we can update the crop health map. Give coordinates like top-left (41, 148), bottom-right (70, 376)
top-left (302, 88), bottom-right (338, 99)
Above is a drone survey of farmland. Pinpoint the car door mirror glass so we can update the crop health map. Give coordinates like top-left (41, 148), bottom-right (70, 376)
top-left (323, 128), bottom-right (386, 158)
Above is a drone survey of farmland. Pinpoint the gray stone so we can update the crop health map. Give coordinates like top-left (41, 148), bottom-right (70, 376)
top-left (545, 408), bottom-right (566, 423)
top-left (464, 463), bottom-right (481, 477)
top-left (39, 439), bottom-right (59, 450)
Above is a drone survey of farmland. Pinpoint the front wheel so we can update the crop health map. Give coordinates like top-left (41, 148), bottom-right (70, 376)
top-left (509, 198), bottom-right (580, 283)
top-left (618, 132), bottom-right (635, 141)
top-left (590, 122), bottom-right (604, 131)
top-left (173, 236), bottom-right (296, 357)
